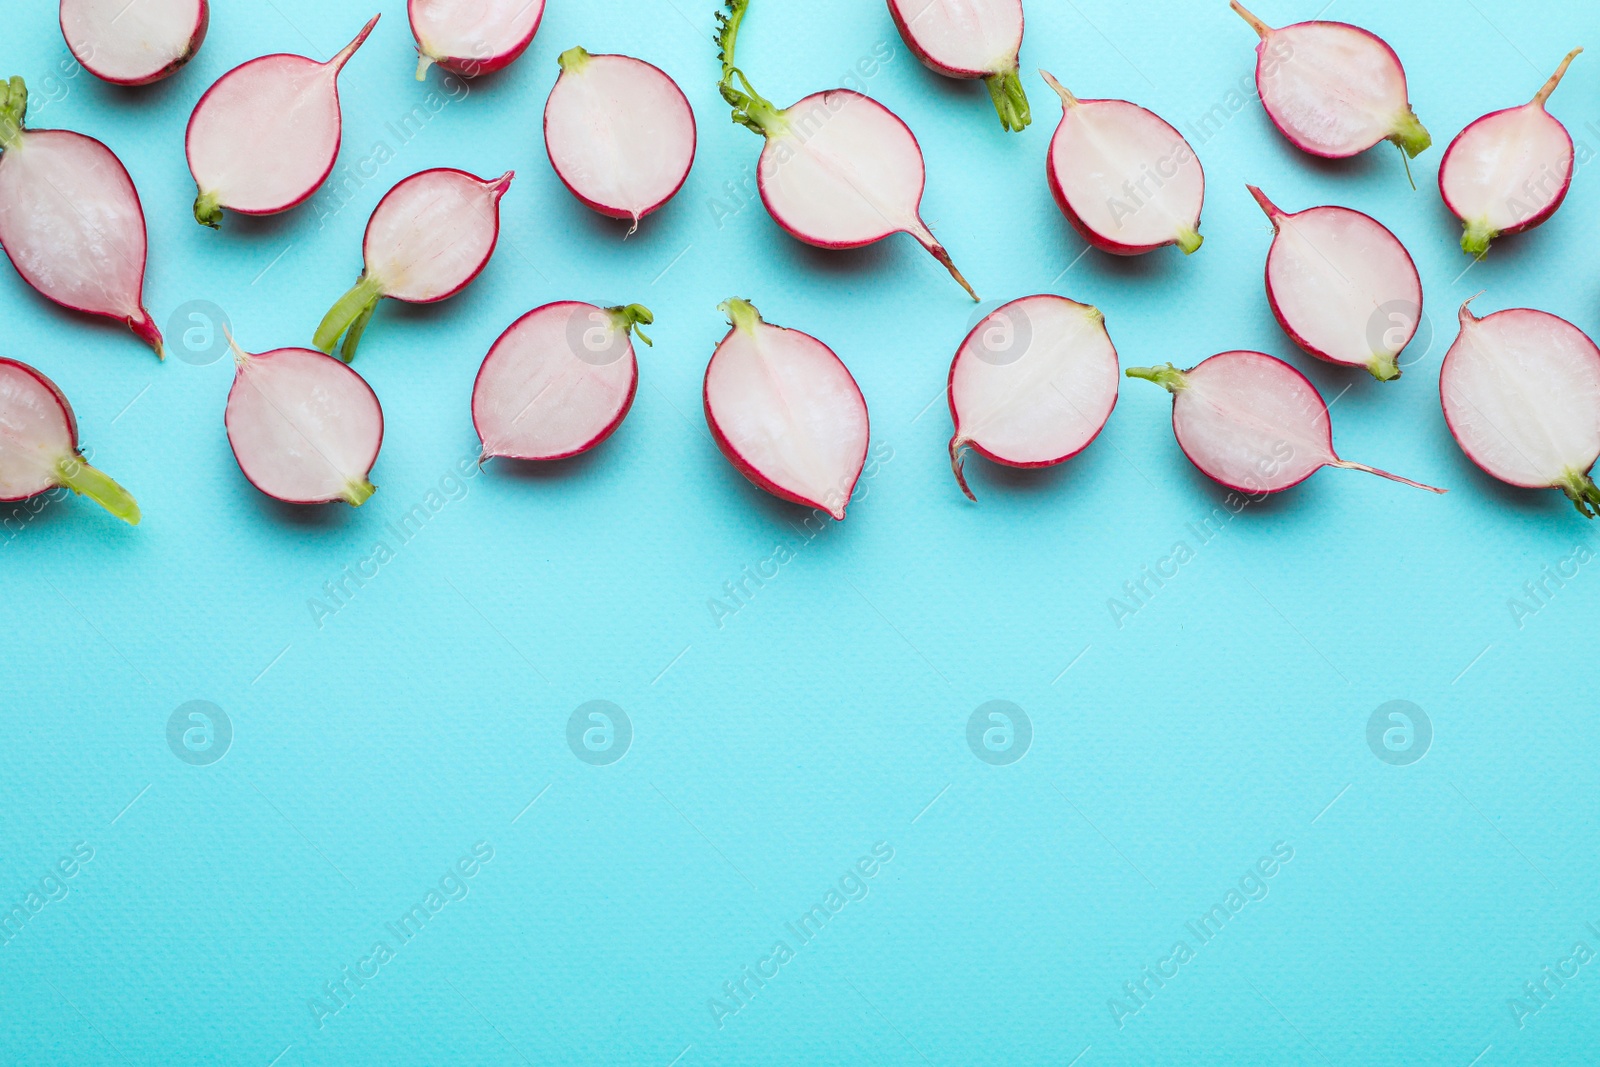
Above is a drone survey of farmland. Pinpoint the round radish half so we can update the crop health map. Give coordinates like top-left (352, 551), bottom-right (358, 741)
top-left (1248, 185), bottom-right (1421, 382)
top-left (60, 0), bottom-right (208, 86)
top-left (473, 301), bottom-right (654, 462)
top-left (410, 0), bottom-right (543, 81)
top-left (1127, 351), bottom-right (1444, 496)
top-left (0, 78), bottom-right (163, 357)
top-left (314, 168), bottom-right (513, 362)
top-left (1041, 71), bottom-right (1203, 256)
top-left (948, 294), bottom-right (1119, 500)
top-left (186, 14), bottom-right (379, 228)
top-left (1441, 297), bottom-right (1600, 517)
top-left (0, 357), bottom-right (139, 525)
top-left (704, 298), bottom-right (870, 520)
top-left (544, 48), bottom-right (696, 231)
top-left (225, 338), bottom-right (383, 507)
top-left (886, 0), bottom-right (1030, 132)
top-left (1440, 49), bottom-right (1581, 260)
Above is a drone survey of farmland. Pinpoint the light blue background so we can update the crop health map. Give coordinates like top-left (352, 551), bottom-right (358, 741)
top-left (4, 0), bottom-right (1599, 1063)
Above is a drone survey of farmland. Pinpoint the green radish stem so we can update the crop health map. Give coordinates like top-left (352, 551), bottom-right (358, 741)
top-left (314, 274), bottom-right (386, 362)
top-left (716, 0), bottom-right (787, 137)
top-left (56, 453), bottom-right (140, 525)
top-left (1125, 363), bottom-right (1190, 392)
top-left (607, 303), bottom-right (654, 346)
top-left (0, 76), bottom-right (27, 150)
top-left (1557, 470), bottom-right (1600, 518)
top-left (984, 67), bottom-right (1031, 133)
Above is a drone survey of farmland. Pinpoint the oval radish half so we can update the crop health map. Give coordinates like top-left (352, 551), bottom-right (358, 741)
top-left (886, 0), bottom-right (1030, 132)
top-left (410, 0), bottom-right (544, 81)
top-left (60, 0), bottom-right (209, 86)
top-left (0, 357), bottom-right (139, 524)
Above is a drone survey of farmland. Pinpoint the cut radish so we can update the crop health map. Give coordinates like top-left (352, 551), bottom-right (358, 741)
top-left (1248, 185), bottom-right (1421, 382)
top-left (704, 298), bottom-right (869, 520)
top-left (186, 15), bottom-right (379, 228)
top-left (543, 47), bottom-right (696, 231)
top-left (1441, 297), bottom-right (1600, 517)
top-left (947, 294), bottom-right (1119, 500)
top-left (314, 168), bottom-right (513, 362)
top-left (1127, 351), bottom-right (1444, 495)
top-left (887, 0), bottom-right (1030, 132)
top-left (717, 0), bottom-right (977, 300)
top-left (410, 0), bottom-right (543, 81)
top-left (1440, 49), bottom-right (1582, 259)
top-left (1041, 70), bottom-right (1204, 256)
top-left (224, 336), bottom-right (383, 507)
top-left (0, 357), bottom-right (139, 525)
top-left (473, 301), bottom-right (654, 462)
top-left (60, 0), bottom-right (209, 86)
top-left (0, 78), bottom-right (163, 357)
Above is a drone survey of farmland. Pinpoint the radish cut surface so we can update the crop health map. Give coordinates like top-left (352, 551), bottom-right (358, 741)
top-left (0, 357), bottom-right (139, 524)
top-left (60, 0), bottom-right (209, 86)
top-left (887, 0), bottom-right (1030, 131)
top-left (410, 0), bottom-right (543, 80)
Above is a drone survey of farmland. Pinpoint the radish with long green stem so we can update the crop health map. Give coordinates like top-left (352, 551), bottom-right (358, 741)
top-left (0, 358), bottom-right (139, 525)
top-left (60, 0), bottom-right (209, 86)
top-left (887, 0), bottom-right (1031, 132)
top-left (410, 0), bottom-right (544, 81)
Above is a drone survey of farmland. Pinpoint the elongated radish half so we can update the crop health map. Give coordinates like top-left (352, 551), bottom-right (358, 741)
top-left (224, 337), bottom-right (383, 507)
top-left (1440, 49), bottom-right (1582, 260)
top-left (704, 298), bottom-right (869, 520)
top-left (1127, 351), bottom-right (1445, 495)
top-left (544, 48), bottom-right (696, 231)
top-left (314, 168), bottom-right (513, 362)
top-left (1041, 71), bottom-right (1203, 256)
top-left (886, 0), bottom-right (1030, 132)
top-left (1441, 298), bottom-right (1600, 517)
top-left (1248, 185), bottom-right (1420, 382)
top-left (717, 0), bottom-right (978, 300)
top-left (0, 78), bottom-right (163, 357)
top-left (186, 14), bottom-right (379, 228)
top-left (948, 294), bottom-right (1118, 500)
top-left (61, 0), bottom-right (209, 86)
top-left (473, 301), bottom-right (654, 462)
top-left (410, 0), bottom-right (543, 81)
top-left (0, 358), bottom-right (139, 525)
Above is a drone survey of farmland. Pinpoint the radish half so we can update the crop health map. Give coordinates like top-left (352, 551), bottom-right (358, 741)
top-left (60, 0), bottom-right (209, 86)
top-left (1041, 70), bottom-right (1204, 256)
top-left (1441, 297), bottom-right (1600, 517)
top-left (314, 168), bottom-right (513, 362)
top-left (473, 301), bottom-right (654, 462)
top-left (0, 78), bottom-right (163, 357)
top-left (186, 15), bottom-right (379, 228)
top-left (1248, 185), bottom-right (1421, 382)
top-left (704, 298), bottom-right (870, 520)
top-left (0, 358), bottom-right (139, 525)
top-left (1440, 49), bottom-right (1582, 260)
top-left (947, 294), bottom-right (1119, 500)
top-left (1127, 351), bottom-right (1444, 495)
top-left (886, 0), bottom-right (1030, 132)
top-left (716, 0), bottom-right (977, 300)
top-left (410, 0), bottom-right (544, 81)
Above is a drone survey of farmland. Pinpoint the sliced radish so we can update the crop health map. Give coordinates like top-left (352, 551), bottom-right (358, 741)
top-left (947, 294), bottom-right (1119, 500)
top-left (473, 301), bottom-right (654, 462)
top-left (1440, 49), bottom-right (1582, 259)
top-left (1441, 297), bottom-right (1600, 517)
top-left (0, 357), bottom-right (139, 525)
top-left (186, 15), bottom-right (379, 228)
top-left (1127, 351), bottom-right (1444, 496)
top-left (887, 0), bottom-right (1030, 132)
top-left (1248, 185), bottom-right (1421, 382)
top-left (543, 48), bottom-right (696, 231)
top-left (716, 0), bottom-right (977, 300)
top-left (703, 298), bottom-right (870, 520)
top-left (60, 0), bottom-right (209, 86)
top-left (0, 78), bottom-right (163, 357)
top-left (410, 0), bottom-right (543, 81)
top-left (1041, 70), bottom-right (1203, 256)
top-left (314, 168), bottom-right (513, 362)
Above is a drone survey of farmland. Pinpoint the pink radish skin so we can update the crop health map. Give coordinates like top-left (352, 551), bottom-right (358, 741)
top-left (0, 357), bottom-right (139, 525)
top-left (1248, 185), bottom-right (1421, 382)
top-left (60, 0), bottom-right (209, 86)
top-left (1128, 352), bottom-right (1445, 496)
top-left (0, 78), bottom-right (163, 358)
top-left (948, 294), bottom-right (1119, 500)
top-left (704, 298), bottom-right (870, 521)
top-left (314, 168), bottom-right (513, 362)
top-left (1441, 297), bottom-right (1600, 517)
top-left (886, 0), bottom-right (1030, 132)
top-left (186, 15), bottom-right (379, 228)
top-left (472, 301), bottom-right (655, 462)
top-left (410, 0), bottom-right (543, 81)
top-left (1042, 71), bottom-right (1204, 256)
top-left (1440, 49), bottom-right (1582, 260)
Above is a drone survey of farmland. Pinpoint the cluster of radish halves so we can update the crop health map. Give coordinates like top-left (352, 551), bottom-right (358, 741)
top-left (4, 0), bottom-right (1600, 526)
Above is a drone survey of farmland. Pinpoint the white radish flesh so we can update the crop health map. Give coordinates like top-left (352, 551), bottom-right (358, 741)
top-left (886, 0), bottom-right (1030, 132)
top-left (60, 0), bottom-right (209, 86)
top-left (410, 0), bottom-right (543, 80)
top-left (0, 357), bottom-right (139, 524)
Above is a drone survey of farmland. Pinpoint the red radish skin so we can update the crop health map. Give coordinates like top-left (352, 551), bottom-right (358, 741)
top-left (410, 0), bottom-right (544, 81)
top-left (186, 15), bottom-right (379, 228)
top-left (61, 0), bottom-right (209, 86)
top-left (314, 168), bottom-right (513, 362)
top-left (0, 78), bottom-right (163, 358)
top-left (0, 357), bottom-right (140, 524)
top-left (704, 298), bottom-right (870, 520)
top-left (886, 0), bottom-right (1030, 132)
top-left (1248, 185), bottom-right (1421, 382)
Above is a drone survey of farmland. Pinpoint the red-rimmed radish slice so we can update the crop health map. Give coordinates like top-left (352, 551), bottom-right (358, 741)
top-left (410, 0), bottom-right (543, 81)
top-left (886, 0), bottom-right (1030, 132)
top-left (60, 0), bottom-right (209, 86)
top-left (948, 294), bottom-right (1119, 500)
top-left (703, 298), bottom-right (870, 520)
top-left (0, 357), bottom-right (139, 524)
